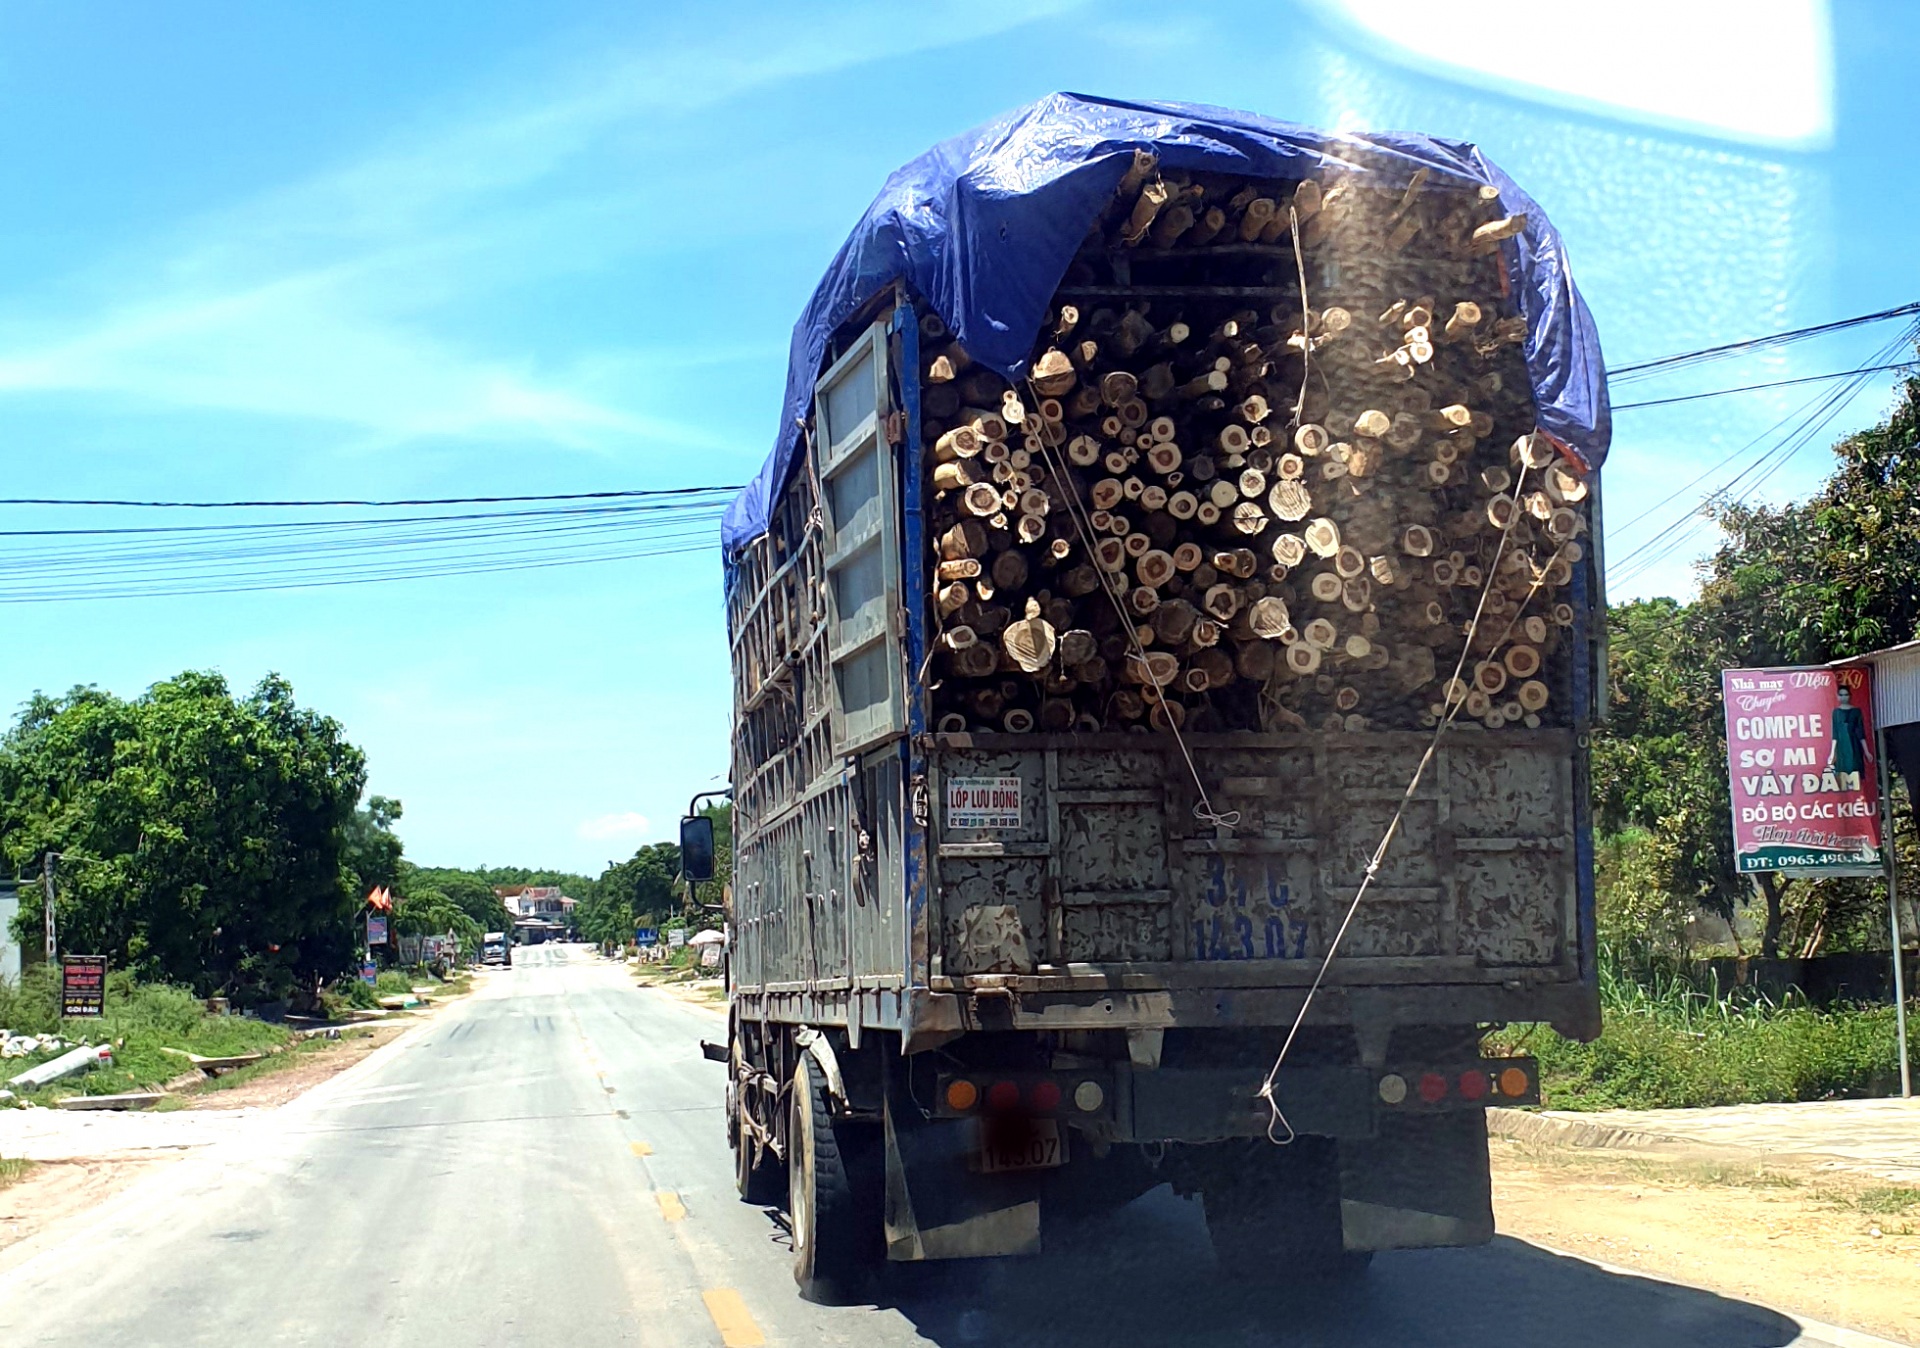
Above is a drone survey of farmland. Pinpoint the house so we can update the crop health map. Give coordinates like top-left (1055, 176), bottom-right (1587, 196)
top-left (495, 885), bottom-right (578, 944)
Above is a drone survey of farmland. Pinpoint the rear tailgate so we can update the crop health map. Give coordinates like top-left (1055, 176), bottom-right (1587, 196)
top-left (927, 729), bottom-right (1582, 1006)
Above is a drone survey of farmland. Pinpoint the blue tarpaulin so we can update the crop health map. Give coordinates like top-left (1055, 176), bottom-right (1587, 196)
top-left (723, 92), bottom-right (1609, 553)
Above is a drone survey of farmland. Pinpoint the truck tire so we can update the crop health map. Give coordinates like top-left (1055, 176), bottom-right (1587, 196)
top-left (1201, 1139), bottom-right (1369, 1282)
top-left (788, 1056), bottom-right (876, 1302)
top-left (729, 1078), bottom-right (782, 1205)
top-left (727, 1018), bottom-right (782, 1205)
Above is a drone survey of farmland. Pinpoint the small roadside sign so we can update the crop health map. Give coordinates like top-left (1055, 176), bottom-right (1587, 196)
top-left (61, 955), bottom-right (106, 1018)
top-left (668, 928), bottom-right (687, 949)
top-left (366, 913), bottom-right (390, 946)
top-left (635, 927), bottom-right (659, 948)
top-left (361, 960), bottom-right (378, 986)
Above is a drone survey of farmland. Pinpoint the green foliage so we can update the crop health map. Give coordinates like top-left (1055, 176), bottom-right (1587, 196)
top-left (322, 976), bottom-right (378, 1016)
top-left (586, 804), bottom-right (733, 944)
top-left (589, 838), bottom-right (687, 944)
top-left (1, 967), bottom-right (290, 1101)
top-left (390, 887), bottom-right (482, 956)
top-left (0, 672), bottom-right (368, 999)
top-left (399, 866), bottom-right (512, 933)
top-left (1594, 828), bottom-right (1693, 957)
top-left (1853, 1186), bottom-right (1920, 1215)
top-left (340, 795), bottom-right (405, 900)
top-left (1490, 947), bottom-right (1908, 1109)
top-left (1592, 375), bottom-right (1920, 958)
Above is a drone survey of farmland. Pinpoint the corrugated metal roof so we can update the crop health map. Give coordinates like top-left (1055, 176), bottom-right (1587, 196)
top-left (1832, 643), bottom-right (1920, 727)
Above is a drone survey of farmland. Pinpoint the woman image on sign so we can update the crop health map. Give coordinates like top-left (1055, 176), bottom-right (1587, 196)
top-left (1829, 682), bottom-right (1870, 792)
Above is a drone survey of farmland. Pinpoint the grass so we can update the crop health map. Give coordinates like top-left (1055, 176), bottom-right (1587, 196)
top-left (1, 967), bottom-right (291, 1103)
top-left (0, 1157), bottom-right (33, 1190)
top-left (1851, 1186), bottom-right (1920, 1215)
top-left (1488, 946), bottom-right (1910, 1110)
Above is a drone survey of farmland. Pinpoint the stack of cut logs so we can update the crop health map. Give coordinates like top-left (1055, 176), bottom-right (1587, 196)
top-left (920, 157), bottom-right (1590, 736)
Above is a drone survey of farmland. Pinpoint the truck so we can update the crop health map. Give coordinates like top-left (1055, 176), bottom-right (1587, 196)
top-left (481, 932), bottom-right (512, 967)
top-left (704, 94), bottom-right (1609, 1302)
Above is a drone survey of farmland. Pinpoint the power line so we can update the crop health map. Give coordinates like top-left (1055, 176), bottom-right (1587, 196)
top-left (0, 498), bottom-right (721, 539)
top-left (0, 539), bottom-right (718, 604)
top-left (1613, 362), bottom-right (1918, 411)
top-left (1606, 320), bottom-right (1920, 588)
top-left (1609, 301), bottom-right (1920, 381)
top-left (0, 485), bottom-right (740, 509)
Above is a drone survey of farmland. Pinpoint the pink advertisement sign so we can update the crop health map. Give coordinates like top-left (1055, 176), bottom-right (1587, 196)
top-left (1722, 665), bottom-right (1881, 874)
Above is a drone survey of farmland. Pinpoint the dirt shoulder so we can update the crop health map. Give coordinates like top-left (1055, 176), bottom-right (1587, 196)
top-left (0, 1156), bottom-right (171, 1254)
top-left (1492, 1135), bottom-right (1920, 1344)
top-left (171, 1021), bottom-right (410, 1110)
top-left (631, 966), bottom-right (726, 1015)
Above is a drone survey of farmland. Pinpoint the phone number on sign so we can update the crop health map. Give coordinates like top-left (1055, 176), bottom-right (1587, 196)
top-left (1738, 852), bottom-right (1871, 871)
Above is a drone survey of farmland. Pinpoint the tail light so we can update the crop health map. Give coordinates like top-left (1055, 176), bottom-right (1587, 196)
top-left (934, 1072), bottom-right (1108, 1118)
top-left (1380, 1059), bottom-right (1538, 1110)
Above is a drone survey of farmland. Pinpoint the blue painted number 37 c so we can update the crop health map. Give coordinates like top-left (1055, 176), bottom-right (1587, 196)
top-left (1192, 856), bottom-right (1308, 961)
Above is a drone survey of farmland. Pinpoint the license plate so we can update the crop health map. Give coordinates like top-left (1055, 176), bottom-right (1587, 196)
top-left (976, 1118), bottom-right (1065, 1173)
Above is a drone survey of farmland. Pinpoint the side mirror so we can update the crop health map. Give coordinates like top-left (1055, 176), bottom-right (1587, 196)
top-left (680, 815), bottom-right (716, 882)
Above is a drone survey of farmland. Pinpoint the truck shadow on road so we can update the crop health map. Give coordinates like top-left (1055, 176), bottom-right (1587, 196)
top-left (868, 1186), bottom-right (1805, 1348)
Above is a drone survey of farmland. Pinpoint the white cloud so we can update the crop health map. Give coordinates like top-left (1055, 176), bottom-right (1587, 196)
top-left (577, 810), bottom-right (653, 841)
top-left (0, 1), bottom-right (1087, 453)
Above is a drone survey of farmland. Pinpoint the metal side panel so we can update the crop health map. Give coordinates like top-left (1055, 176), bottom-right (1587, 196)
top-left (817, 318), bottom-right (906, 757)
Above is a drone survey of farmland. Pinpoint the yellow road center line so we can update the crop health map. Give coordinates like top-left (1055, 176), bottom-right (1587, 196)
top-left (701, 1288), bottom-right (766, 1347)
top-left (629, 1140), bottom-right (653, 1156)
top-left (657, 1191), bottom-right (686, 1222)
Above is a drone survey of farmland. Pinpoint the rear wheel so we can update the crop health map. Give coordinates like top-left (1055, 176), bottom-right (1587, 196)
top-left (788, 1056), bottom-right (877, 1302)
top-left (727, 1028), bottom-right (781, 1205)
top-left (731, 1083), bottom-right (782, 1204)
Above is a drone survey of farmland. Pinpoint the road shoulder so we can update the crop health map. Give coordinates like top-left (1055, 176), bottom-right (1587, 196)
top-left (1492, 1134), bottom-right (1920, 1345)
top-left (0, 980), bottom-right (480, 1259)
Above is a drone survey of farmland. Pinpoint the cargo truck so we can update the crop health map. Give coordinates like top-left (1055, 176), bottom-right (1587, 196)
top-left (704, 94), bottom-right (1610, 1302)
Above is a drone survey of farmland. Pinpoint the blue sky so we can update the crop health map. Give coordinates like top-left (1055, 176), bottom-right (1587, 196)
top-left (0, 0), bottom-right (1913, 873)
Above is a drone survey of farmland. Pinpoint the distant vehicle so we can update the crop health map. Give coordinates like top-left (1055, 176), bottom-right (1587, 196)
top-left (481, 932), bottom-right (512, 967)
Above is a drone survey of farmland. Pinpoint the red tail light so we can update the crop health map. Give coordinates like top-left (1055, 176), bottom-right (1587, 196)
top-left (1457, 1070), bottom-right (1488, 1102)
top-left (1029, 1080), bottom-right (1062, 1112)
top-left (1417, 1072), bottom-right (1448, 1103)
top-left (986, 1080), bottom-right (1021, 1111)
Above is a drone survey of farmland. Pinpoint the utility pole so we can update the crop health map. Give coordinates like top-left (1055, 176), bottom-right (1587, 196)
top-left (41, 851), bottom-right (57, 963)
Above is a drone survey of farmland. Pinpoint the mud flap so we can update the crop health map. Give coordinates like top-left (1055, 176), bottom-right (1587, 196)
top-left (1338, 1112), bottom-right (1493, 1251)
top-left (882, 1089), bottom-right (1042, 1261)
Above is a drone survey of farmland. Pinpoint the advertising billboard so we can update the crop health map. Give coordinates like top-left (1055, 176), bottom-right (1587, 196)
top-left (61, 954), bottom-right (106, 1018)
top-left (1723, 664), bottom-right (1881, 875)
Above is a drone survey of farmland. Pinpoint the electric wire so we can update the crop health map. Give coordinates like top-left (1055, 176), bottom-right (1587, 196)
top-left (1612, 361), bottom-right (1918, 411)
top-left (0, 492), bottom-right (730, 602)
top-left (1605, 320), bottom-right (1920, 588)
top-left (1608, 301), bottom-right (1920, 382)
top-left (0, 486), bottom-right (740, 509)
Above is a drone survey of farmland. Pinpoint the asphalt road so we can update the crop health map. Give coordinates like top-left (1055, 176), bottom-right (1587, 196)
top-left (0, 946), bottom-right (1879, 1347)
